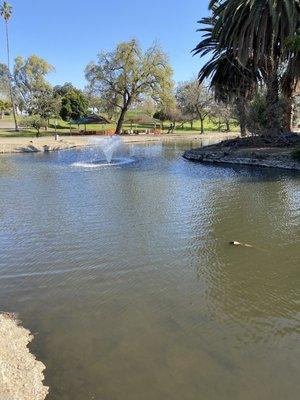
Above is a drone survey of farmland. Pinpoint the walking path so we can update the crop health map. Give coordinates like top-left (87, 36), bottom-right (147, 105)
top-left (0, 119), bottom-right (15, 129)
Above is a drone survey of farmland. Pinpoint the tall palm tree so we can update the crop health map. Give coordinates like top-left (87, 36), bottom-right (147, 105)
top-left (203, 0), bottom-right (300, 135)
top-left (1, 1), bottom-right (18, 131)
top-left (194, 15), bottom-right (259, 136)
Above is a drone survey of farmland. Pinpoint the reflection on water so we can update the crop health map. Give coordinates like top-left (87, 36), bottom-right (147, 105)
top-left (0, 141), bottom-right (299, 400)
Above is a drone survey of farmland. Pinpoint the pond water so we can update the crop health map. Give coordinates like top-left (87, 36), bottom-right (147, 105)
top-left (0, 141), bottom-right (299, 400)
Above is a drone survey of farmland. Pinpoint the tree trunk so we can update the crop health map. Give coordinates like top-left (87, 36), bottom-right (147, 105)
top-left (190, 120), bottom-right (194, 129)
top-left (5, 22), bottom-right (19, 132)
top-left (265, 64), bottom-right (282, 136)
top-left (226, 120), bottom-right (230, 132)
top-left (282, 84), bottom-right (294, 132)
top-left (283, 98), bottom-right (294, 132)
top-left (115, 106), bottom-right (128, 135)
top-left (236, 97), bottom-right (247, 137)
top-left (200, 118), bottom-right (204, 134)
top-left (172, 120), bottom-right (176, 133)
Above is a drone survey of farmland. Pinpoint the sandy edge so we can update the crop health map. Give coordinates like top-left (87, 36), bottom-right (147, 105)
top-left (0, 313), bottom-right (49, 400)
top-left (0, 132), bottom-right (239, 154)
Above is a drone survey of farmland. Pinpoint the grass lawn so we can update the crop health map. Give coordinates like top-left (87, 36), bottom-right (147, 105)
top-left (0, 116), bottom-right (240, 137)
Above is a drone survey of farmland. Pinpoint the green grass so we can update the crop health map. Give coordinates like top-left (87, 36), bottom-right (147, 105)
top-left (0, 115), bottom-right (13, 121)
top-left (0, 116), bottom-right (240, 137)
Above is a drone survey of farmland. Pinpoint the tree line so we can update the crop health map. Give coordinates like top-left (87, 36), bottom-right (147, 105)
top-left (1, 1), bottom-right (299, 137)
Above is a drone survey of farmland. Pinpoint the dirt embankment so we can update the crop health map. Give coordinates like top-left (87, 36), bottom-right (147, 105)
top-left (183, 134), bottom-right (300, 171)
top-left (0, 132), bottom-right (239, 154)
top-left (0, 313), bottom-right (48, 400)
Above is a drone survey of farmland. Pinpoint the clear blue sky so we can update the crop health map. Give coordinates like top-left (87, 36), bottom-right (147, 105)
top-left (0, 0), bottom-right (210, 89)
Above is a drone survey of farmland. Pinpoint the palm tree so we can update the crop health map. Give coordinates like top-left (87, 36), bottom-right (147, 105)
top-left (194, 16), bottom-right (259, 137)
top-left (281, 55), bottom-right (300, 131)
top-left (281, 28), bottom-right (300, 131)
top-left (1, 1), bottom-right (19, 131)
top-left (201, 0), bottom-right (300, 135)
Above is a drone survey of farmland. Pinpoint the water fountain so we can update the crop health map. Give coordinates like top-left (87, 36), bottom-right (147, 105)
top-left (72, 136), bottom-right (134, 168)
top-left (97, 136), bottom-right (126, 163)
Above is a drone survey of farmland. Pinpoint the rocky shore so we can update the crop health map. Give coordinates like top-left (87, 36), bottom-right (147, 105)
top-left (0, 313), bottom-right (48, 400)
top-left (183, 134), bottom-right (300, 171)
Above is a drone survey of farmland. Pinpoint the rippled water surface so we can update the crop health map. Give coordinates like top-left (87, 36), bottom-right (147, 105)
top-left (0, 141), bottom-right (299, 400)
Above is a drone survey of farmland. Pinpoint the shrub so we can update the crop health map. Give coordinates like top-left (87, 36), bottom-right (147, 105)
top-left (246, 93), bottom-right (285, 136)
top-left (20, 115), bottom-right (47, 137)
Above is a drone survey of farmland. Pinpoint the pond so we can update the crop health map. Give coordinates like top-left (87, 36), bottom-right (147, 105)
top-left (0, 141), bottom-right (299, 400)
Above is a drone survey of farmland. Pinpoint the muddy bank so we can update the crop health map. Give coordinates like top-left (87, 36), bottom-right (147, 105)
top-left (183, 136), bottom-right (300, 171)
top-left (0, 313), bottom-right (48, 400)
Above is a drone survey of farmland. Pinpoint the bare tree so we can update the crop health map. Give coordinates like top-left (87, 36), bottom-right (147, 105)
top-left (176, 79), bottom-right (213, 134)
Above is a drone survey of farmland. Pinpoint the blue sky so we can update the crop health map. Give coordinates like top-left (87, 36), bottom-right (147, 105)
top-left (0, 0), bottom-right (210, 89)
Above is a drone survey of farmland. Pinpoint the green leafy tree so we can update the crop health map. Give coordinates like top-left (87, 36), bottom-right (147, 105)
top-left (13, 55), bottom-right (54, 117)
top-left (0, 99), bottom-right (10, 118)
top-left (33, 87), bottom-right (61, 128)
top-left (0, 1), bottom-right (18, 131)
top-left (139, 97), bottom-right (157, 117)
top-left (0, 63), bottom-right (10, 96)
top-left (56, 85), bottom-right (89, 121)
top-left (20, 115), bottom-right (47, 137)
top-left (85, 39), bottom-right (174, 134)
top-left (153, 110), bottom-right (169, 128)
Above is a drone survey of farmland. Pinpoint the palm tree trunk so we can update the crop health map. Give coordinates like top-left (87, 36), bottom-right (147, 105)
top-left (265, 74), bottom-right (280, 134)
top-left (282, 84), bottom-right (294, 132)
top-left (264, 55), bottom-right (282, 136)
top-left (283, 98), bottom-right (294, 132)
top-left (5, 21), bottom-right (18, 132)
top-left (236, 97), bottom-right (247, 137)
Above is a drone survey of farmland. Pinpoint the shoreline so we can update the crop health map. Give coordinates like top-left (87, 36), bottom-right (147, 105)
top-left (183, 140), bottom-right (300, 171)
top-left (0, 132), bottom-right (239, 154)
top-left (0, 313), bottom-right (48, 400)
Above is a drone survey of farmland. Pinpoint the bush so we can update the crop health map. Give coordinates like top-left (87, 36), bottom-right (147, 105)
top-left (246, 93), bottom-right (285, 136)
top-left (20, 115), bottom-right (47, 137)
